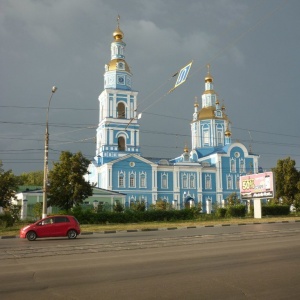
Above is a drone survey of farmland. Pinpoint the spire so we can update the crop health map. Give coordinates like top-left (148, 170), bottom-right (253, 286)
top-left (194, 96), bottom-right (199, 108)
top-left (205, 64), bottom-right (213, 82)
top-left (104, 16), bottom-right (132, 89)
top-left (113, 15), bottom-right (124, 41)
top-left (225, 121), bottom-right (231, 137)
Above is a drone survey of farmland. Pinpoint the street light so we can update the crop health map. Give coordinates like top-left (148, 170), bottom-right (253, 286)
top-left (42, 86), bottom-right (57, 219)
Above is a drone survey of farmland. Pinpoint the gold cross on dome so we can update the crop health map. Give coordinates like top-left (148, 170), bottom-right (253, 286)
top-left (207, 64), bottom-right (211, 75)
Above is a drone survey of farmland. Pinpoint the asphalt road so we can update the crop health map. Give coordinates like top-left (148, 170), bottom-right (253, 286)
top-left (1, 222), bottom-right (300, 299)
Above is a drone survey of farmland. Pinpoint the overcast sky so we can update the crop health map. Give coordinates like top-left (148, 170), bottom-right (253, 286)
top-left (1, 0), bottom-right (299, 175)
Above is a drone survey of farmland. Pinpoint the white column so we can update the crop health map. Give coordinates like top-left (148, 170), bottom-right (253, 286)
top-left (21, 199), bottom-right (28, 220)
top-left (222, 199), bottom-right (226, 208)
top-left (253, 199), bottom-right (262, 219)
top-left (206, 199), bottom-right (212, 214)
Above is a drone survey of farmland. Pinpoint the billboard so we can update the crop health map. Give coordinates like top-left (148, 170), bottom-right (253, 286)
top-left (239, 172), bottom-right (275, 199)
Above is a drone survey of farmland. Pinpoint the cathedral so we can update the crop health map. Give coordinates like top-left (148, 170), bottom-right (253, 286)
top-left (86, 21), bottom-right (260, 213)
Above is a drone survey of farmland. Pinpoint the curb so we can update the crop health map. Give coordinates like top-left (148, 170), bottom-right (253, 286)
top-left (1, 220), bottom-right (299, 239)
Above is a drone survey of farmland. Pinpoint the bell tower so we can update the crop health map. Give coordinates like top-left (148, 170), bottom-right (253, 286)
top-left (191, 65), bottom-right (231, 150)
top-left (95, 17), bottom-right (141, 165)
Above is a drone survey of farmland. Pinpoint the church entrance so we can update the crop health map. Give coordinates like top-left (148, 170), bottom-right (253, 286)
top-left (185, 196), bottom-right (195, 208)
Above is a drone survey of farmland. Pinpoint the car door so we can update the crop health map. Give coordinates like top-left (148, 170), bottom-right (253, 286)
top-left (35, 217), bottom-right (55, 237)
top-left (53, 216), bottom-right (70, 236)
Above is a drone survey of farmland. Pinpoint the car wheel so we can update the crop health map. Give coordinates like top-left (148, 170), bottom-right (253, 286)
top-left (67, 229), bottom-right (77, 239)
top-left (26, 231), bottom-right (37, 241)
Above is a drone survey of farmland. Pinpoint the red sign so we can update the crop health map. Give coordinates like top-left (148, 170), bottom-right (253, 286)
top-left (240, 172), bottom-right (275, 199)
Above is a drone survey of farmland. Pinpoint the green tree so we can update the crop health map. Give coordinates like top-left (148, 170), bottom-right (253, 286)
top-left (32, 202), bottom-right (42, 219)
top-left (0, 161), bottom-right (19, 208)
top-left (130, 201), bottom-right (146, 212)
top-left (47, 151), bottom-right (94, 211)
top-left (18, 170), bottom-right (43, 186)
top-left (293, 193), bottom-right (300, 212)
top-left (226, 192), bottom-right (240, 206)
top-left (272, 157), bottom-right (300, 205)
top-left (151, 199), bottom-right (172, 211)
top-left (113, 201), bottom-right (124, 212)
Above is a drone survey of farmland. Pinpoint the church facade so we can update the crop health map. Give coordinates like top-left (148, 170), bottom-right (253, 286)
top-left (86, 22), bottom-right (260, 212)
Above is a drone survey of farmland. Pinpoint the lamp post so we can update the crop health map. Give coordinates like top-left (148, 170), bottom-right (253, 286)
top-left (42, 86), bottom-right (57, 219)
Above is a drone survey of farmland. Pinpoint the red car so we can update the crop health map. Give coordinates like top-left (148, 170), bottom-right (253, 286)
top-left (20, 215), bottom-right (81, 241)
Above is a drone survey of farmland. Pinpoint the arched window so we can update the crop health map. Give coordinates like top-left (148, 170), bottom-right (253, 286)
top-left (182, 174), bottom-right (187, 188)
top-left (205, 175), bottom-right (211, 189)
top-left (236, 176), bottom-right (240, 189)
top-left (129, 173), bottom-right (136, 188)
top-left (230, 158), bottom-right (236, 173)
top-left (118, 172), bottom-right (125, 188)
top-left (118, 136), bottom-right (125, 151)
top-left (117, 102), bottom-right (125, 119)
top-left (162, 174), bottom-right (168, 189)
top-left (217, 131), bottom-right (222, 145)
top-left (190, 175), bottom-right (195, 188)
top-left (140, 173), bottom-right (146, 188)
top-left (240, 159), bottom-right (245, 173)
top-left (227, 175), bottom-right (233, 189)
top-left (203, 130), bottom-right (209, 145)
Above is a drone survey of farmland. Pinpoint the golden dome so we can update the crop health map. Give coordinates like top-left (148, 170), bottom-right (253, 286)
top-left (205, 74), bottom-right (213, 82)
top-left (113, 27), bottom-right (124, 41)
top-left (197, 106), bottom-right (216, 120)
top-left (197, 106), bottom-right (229, 121)
top-left (225, 129), bottom-right (232, 137)
top-left (107, 58), bottom-right (131, 73)
top-left (184, 144), bottom-right (189, 153)
top-left (113, 15), bottom-right (124, 41)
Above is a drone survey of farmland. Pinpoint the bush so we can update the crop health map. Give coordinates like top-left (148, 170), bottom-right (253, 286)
top-left (215, 208), bottom-right (227, 218)
top-left (262, 205), bottom-right (290, 216)
top-left (226, 205), bottom-right (246, 218)
top-left (69, 208), bottom-right (200, 224)
top-left (0, 212), bottom-right (15, 227)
